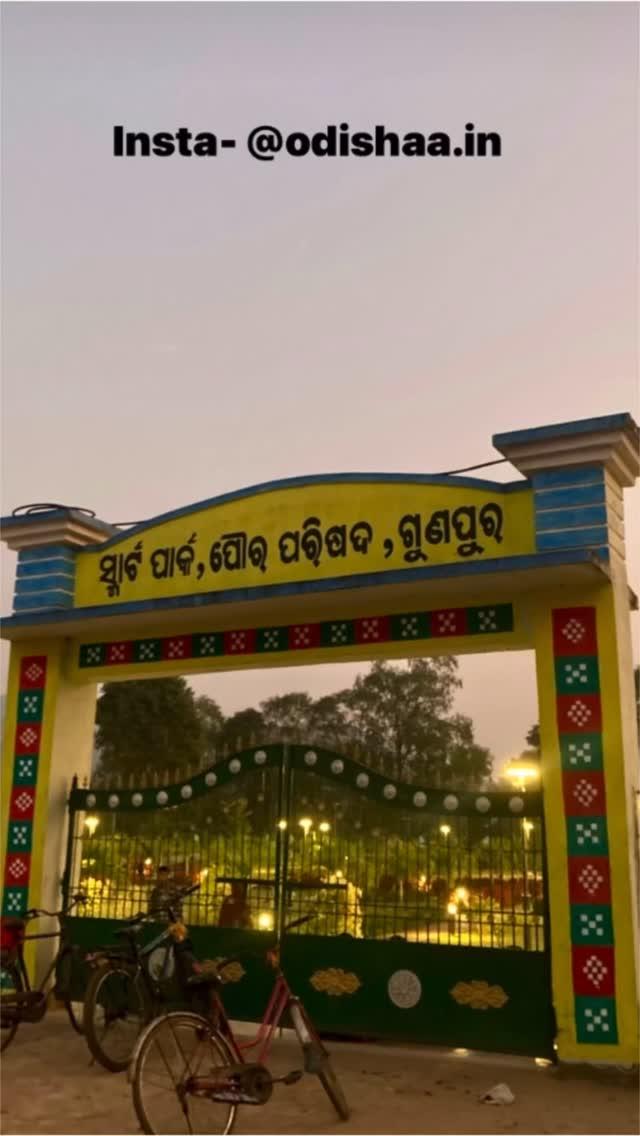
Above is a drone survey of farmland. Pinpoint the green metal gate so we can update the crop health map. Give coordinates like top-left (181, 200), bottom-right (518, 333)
top-left (64, 742), bottom-right (555, 1057)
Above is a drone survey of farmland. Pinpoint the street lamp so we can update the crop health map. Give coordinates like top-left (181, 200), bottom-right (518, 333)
top-left (298, 817), bottom-right (312, 836)
top-left (84, 816), bottom-right (99, 837)
top-left (503, 761), bottom-right (540, 792)
top-left (439, 824), bottom-right (451, 837)
top-left (318, 822), bottom-right (330, 834)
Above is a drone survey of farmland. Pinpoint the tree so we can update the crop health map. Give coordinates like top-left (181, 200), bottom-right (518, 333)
top-left (260, 693), bottom-right (315, 737)
top-left (219, 707), bottom-right (265, 749)
top-left (338, 659), bottom-right (491, 787)
top-left (195, 694), bottom-right (225, 762)
top-left (442, 714), bottom-right (494, 788)
top-left (95, 678), bottom-right (204, 779)
top-left (526, 723), bottom-right (540, 751)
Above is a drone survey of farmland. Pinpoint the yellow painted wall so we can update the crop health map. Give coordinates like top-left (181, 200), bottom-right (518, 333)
top-left (74, 481), bottom-right (535, 607)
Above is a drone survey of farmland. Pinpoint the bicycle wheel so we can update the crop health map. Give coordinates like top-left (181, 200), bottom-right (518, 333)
top-left (317, 1057), bottom-right (350, 1121)
top-left (55, 947), bottom-right (84, 1034)
top-left (132, 1011), bottom-right (236, 1135)
top-left (289, 998), bottom-right (349, 1121)
top-left (0, 959), bottom-right (23, 1053)
top-left (83, 961), bottom-right (151, 1072)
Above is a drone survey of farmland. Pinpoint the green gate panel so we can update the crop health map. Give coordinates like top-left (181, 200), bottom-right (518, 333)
top-left (281, 934), bottom-right (555, 1058)
top-left (64, 742), bottom-right (555, 1059)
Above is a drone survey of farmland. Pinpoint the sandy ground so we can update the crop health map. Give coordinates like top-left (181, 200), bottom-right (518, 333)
top-left (1, 1012), bottom-right (637, 1135)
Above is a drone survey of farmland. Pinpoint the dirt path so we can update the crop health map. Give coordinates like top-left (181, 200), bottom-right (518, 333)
top-left (1, 1013), bottom-right (637, 1135)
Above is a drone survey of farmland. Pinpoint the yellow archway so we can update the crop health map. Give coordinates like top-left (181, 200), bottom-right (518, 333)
top-left (2, 412), bottom-right (638, 1064)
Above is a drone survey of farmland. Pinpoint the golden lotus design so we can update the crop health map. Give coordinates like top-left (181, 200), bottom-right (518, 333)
top-left (202, 958), bottom-right (246, 984)
top-left (450, 980), bottom-right (508, 1010)
top-left (310, 968), bottom-right (362, 996)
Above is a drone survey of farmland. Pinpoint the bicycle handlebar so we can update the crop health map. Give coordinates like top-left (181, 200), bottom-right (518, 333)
top-left (211, 912), bottom-right (317, 974)
top-left (25, 892), bottom-right (88, 922)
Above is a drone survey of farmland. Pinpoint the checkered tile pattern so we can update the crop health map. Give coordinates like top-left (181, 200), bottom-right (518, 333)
top-left (572, 778), bottom-right (599, 808)
top-left (77, 604), bottom-right (515, 671)
top-left (575, 997), bottom-right (617, 1042)
top-left (328, 623), bottom-right (350, 644)
top-left (552, 606), bottom-right (617, 1044)
top-left (560, 735), bottom-right (603, 771)
top-left (3, 655), bottom-right (47, 917)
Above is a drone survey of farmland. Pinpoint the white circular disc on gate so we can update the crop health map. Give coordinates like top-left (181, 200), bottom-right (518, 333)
top-left (331, 760), bottom-right (344, 775)
top-left (86, 794), bottom-right (96, 808)
top-left (304, 751), bottom-right (317, 766)
top-left (147, 946), bottom-right (175, 982)
top-left (229, 759), bottom-right (241, 774)
top-left (156, 790), bottom-right (168, 805)
top-left (356, 773), bottom-right (369, 789)
top-left (413, 791), bottom-right (427, 808)
top-left (108, 794), bottom-right (119, 809)
top-left (205, 772), bottom-right (217, 787)
top-left (180, 785), bottom-right (193, 799)
top-left (443, 794), bottom-right (459, 811)
top-left (254, 750), bottom-right (267, 764)
top-left (475, 796), bottom-right (491, 813)
top-left (383, 784), bottom-right (397, 800)
top-left (509, 796), bottom-right (524, 813)
top-left (388, 970), bottom-right (422, 1009)
top-left (131, 793), bottom-right (143, 807)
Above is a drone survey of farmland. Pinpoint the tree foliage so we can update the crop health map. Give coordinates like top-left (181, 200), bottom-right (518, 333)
top-left (95, 677), bottom-right (205, 779)
top-left (94, 658), bottom-right (493, 789)
top-left (526, 723), bottom-right (540, 751)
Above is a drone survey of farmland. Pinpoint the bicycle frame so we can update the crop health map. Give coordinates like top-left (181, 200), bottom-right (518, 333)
top-left (3, 906), bottom-right (78, 996)
top-left (205, 961), bottom-right (320, 1073)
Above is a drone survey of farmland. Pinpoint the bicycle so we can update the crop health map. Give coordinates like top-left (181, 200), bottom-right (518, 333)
top-left (83, 882), bottom-right (201, 1072)
top-left (0, 892), bottom-right (87, 1053)
top-left (129, 912), bottom-right (349, 1134)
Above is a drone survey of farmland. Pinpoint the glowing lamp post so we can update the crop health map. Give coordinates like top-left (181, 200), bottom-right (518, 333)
top-left (503, 761), bottom-right (540, 792)
top-left (84, 816), bottom-right (99, 837)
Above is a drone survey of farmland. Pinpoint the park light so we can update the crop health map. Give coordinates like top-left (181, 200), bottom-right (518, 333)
top-left (454, 886), bottom-right (469, 904)
top-left (447, 901), bottom-right (458, 916)
top-left (258, 911), bottom-right (274, 931)
top-left (298, 817), bottom-right (312, 835)
top-left (277, 819), bottom-right (287, 830)
top-left (318, 822), bottom-right (331, 834)
top-left (439, 824), bottom-right (451, 837)
top-left (522, 819), bottom-right (534, 838)
top-left (198, 868), bottom-right (209, 881)
top-left (144, 857), bottom-right (153, 867)
top-left (503, 760), bottom-right (540, 791)
top-left (84, 816), bottom-right (99, 837)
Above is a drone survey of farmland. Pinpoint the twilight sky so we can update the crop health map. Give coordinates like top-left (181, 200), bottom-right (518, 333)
top-left (1, 2), bottom-right (638, 771)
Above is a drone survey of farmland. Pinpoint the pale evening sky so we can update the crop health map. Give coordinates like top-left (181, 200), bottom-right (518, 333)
top-left (1, 2), bottom-right (638, 772)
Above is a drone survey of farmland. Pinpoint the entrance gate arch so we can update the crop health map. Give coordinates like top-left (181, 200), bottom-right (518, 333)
top-left (1, 413), bottom-right (638, 1064)
top-left (63, 742), bottom-right (553, 1056)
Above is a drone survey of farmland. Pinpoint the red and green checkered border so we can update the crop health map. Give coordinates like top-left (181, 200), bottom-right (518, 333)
top-left (2, 656), bottom-right (48, 917)
top-left (552, 607), bottom-right (617, 1045)
top-left (78, 603), bottom-right (514, 669)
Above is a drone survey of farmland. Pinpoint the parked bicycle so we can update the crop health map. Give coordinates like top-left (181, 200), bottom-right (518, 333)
top-left (83, 882), bottom-right (201, 1072)
top-left (0, 892), bottom-right (87, 1053)
top-left (129, 912), bottom-right (349, 1134)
